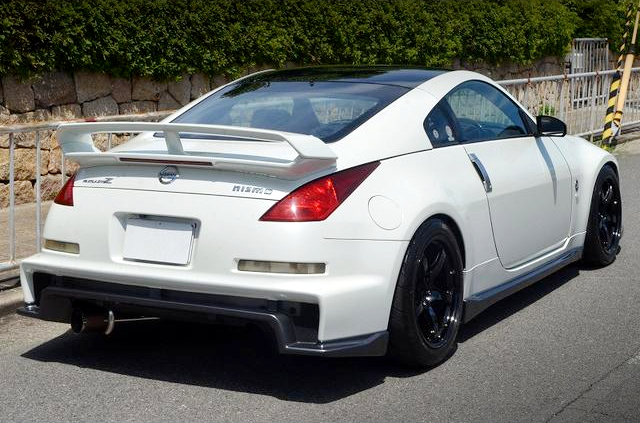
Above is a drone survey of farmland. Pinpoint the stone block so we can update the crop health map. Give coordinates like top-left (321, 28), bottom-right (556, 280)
top-left (15, 109), bottom-right (51, 124)
top-left (132, 77), bottom-right (167, 101)
top-left (190, 73), bottom-right (210, 100)
top-left (75, 71), bottom-right (111, 103)
top-left (12, 129), bottom-right (57, 151)
top-left (51, 104), bottom-right (82, 120)
top-left (82, 96), bottom-right (118, 117)
top-left (119, 101), bottom-right (156, 115)
top-left (2, 75), bottom-right (35, 113)
top-left (40, 174), bottom-right (64, 201)
top-left (0, 105), bottom-right (15, 126)
top-left (158, 92), bottom-right (181, 111)
top-left (14, 180), bottom-right (35, 205)
top-left (92, 133), bottom-right (131, 151)
top-left (211, 75), bottom-right (227, 89)
top-left (168, 75), bottom-right (191, 105)
top-left (14, 132), bottom-right (37, 149)
top-left (47, 147), bottom-right (62, 174)
top-left (32, 71), bottom-right (76, 108)
top-left (47, 147), bottom-right (79, 175)
top-left (0, 183), bottom-right (7, 208)
top-left (40, 130), bottom-right (57, 151)
top-left (0, 180), bottom-right (36, 206)
top-left (0, 148), bottom-right (48, 180)
top-left (111, 78), bottom-right (132, 103)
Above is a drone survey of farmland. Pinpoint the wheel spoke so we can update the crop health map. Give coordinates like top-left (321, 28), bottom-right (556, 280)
top-left (427, 305), bottom-right (439, 334)
top-left (601, 184), bottom-right (613, 205)
top-left (420, 254), bottom-right (429, 276)
top-left (429, 248), bottom-right (447, 280)
top-left (425, 291), bottom-right (443, 302)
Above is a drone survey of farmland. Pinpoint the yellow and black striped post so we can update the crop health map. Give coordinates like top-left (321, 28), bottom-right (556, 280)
top-left (603, 2), bottom-right (634, 146)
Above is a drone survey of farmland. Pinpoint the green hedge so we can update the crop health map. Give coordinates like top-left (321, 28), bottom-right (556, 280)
top-left (0, 0), bottom-right (629, 80)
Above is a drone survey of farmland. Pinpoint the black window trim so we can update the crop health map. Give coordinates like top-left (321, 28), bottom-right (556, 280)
top-left (423, 100), bottom-right (462, 148)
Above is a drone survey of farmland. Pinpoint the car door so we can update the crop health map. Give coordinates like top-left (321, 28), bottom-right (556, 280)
top-left (444, 80), bottom-right (572, 269)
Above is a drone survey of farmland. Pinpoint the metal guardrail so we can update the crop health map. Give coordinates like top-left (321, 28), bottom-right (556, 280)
top-left (2, 70), bottom-right (640, 273)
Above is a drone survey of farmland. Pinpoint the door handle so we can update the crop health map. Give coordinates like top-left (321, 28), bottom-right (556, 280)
top-left (468, 153), bottom-right (492, 193)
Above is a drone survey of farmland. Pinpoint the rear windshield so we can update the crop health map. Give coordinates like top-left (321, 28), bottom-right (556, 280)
top-left (172, 81), bottom-right (408, 142)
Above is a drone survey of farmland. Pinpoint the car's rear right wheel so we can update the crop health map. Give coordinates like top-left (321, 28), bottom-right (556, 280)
top-left (388, 218), bottom-right (464, 367)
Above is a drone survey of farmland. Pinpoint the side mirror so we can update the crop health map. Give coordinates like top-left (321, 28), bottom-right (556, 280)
top-left (536, 115), bottom-right (566, 137)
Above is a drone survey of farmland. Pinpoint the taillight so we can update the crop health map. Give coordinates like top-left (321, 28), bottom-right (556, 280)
top-left (54, 173), bottom-right (76, 206)
top-left (260, 162), bottom-right (380, 222)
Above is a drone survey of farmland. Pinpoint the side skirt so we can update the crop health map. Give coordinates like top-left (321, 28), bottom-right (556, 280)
top-left (463, 247), bottom-right (582, 323)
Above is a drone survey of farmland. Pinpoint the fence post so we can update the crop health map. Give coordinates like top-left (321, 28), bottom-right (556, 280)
top-left (35, 132), bottom-right (42, 252)
top-left (8, 133), bottom-right (16, 264)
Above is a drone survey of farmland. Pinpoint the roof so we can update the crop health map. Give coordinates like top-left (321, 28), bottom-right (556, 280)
top-left (243, 66), bottom-right (448, 89)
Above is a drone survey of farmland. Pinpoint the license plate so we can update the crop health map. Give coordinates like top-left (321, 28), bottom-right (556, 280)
top-left (122, 218), bottom-right (195, 265)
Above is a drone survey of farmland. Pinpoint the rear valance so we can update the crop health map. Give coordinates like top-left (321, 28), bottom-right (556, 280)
top-left (56, 122), bottom-right (337, 179)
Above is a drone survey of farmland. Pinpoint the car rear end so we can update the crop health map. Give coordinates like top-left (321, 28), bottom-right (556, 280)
top-left (20, 69), bottom-right (438, 356)
top-left (23, 161), bottom-right (407, 355)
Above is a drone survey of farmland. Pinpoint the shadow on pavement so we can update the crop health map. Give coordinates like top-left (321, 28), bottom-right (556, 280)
top-left (21, 264), bottom-right (583, 403)
top-left (21, 319), bottom-right (421, 404)
top-left (459, 263), bottom-right (581, 342)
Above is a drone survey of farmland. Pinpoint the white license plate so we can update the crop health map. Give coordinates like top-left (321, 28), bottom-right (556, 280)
top-left (122, 218), bottom-right (195, 265)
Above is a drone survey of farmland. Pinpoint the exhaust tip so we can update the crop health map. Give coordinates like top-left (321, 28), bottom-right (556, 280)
top-left (70, 309), bottom-right (85, 334)
top-left (70, 309), bottom-right (114, 335)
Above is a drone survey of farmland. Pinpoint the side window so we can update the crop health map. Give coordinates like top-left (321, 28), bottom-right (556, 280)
top-left (424, 103), bottom-right (457, 147)
top-left (445, 80), bottom-right (530, 143)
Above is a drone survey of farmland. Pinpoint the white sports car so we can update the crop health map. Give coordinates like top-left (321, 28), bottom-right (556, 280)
top-left (18, 67), bottom-right (622, 366)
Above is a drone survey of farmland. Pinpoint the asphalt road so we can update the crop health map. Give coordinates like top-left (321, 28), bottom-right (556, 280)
top-left (2, 142), bottom-right (640, 422)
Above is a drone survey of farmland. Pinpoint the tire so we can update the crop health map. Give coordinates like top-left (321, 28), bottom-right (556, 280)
top-left (583, 165), bottom-right (622, 266)
top-left (388, 218), bottom-right (464, 367)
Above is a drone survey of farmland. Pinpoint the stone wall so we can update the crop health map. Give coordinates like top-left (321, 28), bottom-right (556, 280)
top-left (0, 71), bottom-right (229, 120)
top-left (0, 57), bottom-right (568, 208)
top-left (453, 56), bottom-right (566, 80)
top-left (0, 71), bottom-right (231, 208)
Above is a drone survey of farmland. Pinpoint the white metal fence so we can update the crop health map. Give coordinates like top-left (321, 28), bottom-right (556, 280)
top-left (568, 38), bottom-right (610, 74)
top-left (498, 67), bottom-right (640, 139)
top-left (2, 69), bottom-right (640, 274)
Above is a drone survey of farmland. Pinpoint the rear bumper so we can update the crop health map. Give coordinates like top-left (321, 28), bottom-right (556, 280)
top-left (20, 235), bottom-right (407, 343)
top-left (17, 272), bottom-right (388, 357)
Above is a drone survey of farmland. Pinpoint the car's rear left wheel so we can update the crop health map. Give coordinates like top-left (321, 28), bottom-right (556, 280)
top-left (389, 218), bottom-right (464, 367)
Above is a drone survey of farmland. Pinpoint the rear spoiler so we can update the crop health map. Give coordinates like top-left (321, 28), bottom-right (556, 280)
top-left (56, 122), bottom-right (337, 179)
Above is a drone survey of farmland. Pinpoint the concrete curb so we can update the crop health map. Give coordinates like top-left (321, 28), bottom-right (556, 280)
top-left (0, 287), bottom-right (24, 317)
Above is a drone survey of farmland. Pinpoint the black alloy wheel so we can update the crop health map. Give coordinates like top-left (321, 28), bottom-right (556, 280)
top-left (414, 240), bottom-right (459, 349)
top-left (596, 177), bottom-right (621, 254)
top-left (584, 165), bottom-right (622, 266)
top-left (389, 218), bottom-right (464, 367)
